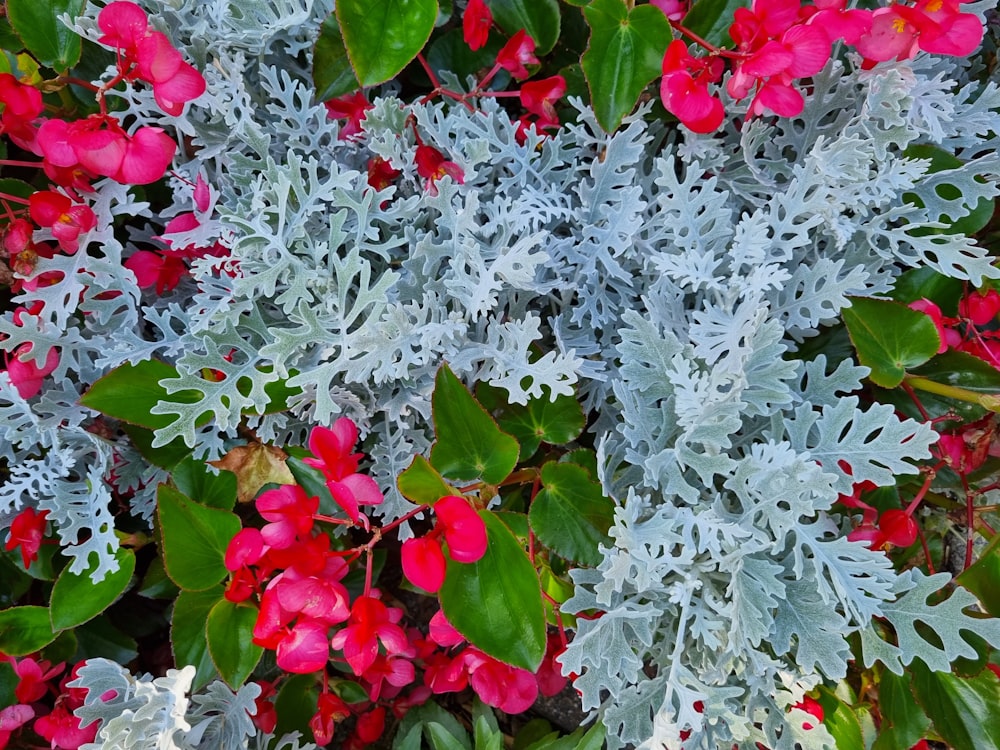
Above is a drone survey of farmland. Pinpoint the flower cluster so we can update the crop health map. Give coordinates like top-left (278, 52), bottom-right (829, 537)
top-left (659, 0), bottom-right (983, 132)
top-left (401, 495), bottom-right (487, 593)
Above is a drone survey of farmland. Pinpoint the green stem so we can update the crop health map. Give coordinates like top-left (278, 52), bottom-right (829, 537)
top-left (903, 375), bottom-right (1000, 413)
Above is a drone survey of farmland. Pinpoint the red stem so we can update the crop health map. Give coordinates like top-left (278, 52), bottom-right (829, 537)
top-left (0, 191), bottom-right (31, 206)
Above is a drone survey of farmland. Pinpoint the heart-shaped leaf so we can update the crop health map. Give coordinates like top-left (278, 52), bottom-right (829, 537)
top-left (398, 455), bottom-right (454, 506)
top-left (842, 296), bottom-right (942, 388)
top-left (0, 605), bottom-right (56, 656)
top-left (911, 659), bottom-right (1000, 750)
top-left (172, 586), bottom-right (224, 691)
top-left (430, 365), bottom-right (519, 485)
top-left (157, 485), bottom-right (241, 591)
top-left (50, 546), bottom-right (135, 631)
top-left (529, 462), bottom-right (614, 566)
top-left (207, 599), bottom-right (264, 688)
top-left (6, 0), bottom-right (85, 70)
top-left (499, 389), bottom-right (585, 460)
top-left (439, 510), bottom-right (545, 671)
top-left (337, 0), bottom-right (438, 87)
top-left (489, 0), bottom-right (561, 55)
top-left (582, 0), bottom-right (671, 132)
top-left (313, 13), bottom-right (361, 100)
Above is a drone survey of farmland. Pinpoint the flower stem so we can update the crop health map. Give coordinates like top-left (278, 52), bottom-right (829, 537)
top-left (903, 375), bottom-right (1000, 413)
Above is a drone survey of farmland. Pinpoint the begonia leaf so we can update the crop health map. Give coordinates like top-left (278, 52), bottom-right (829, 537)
top-left (6, 0), bottom-right (85, 70)
top-left (285, 455), bottom-right (339, 517)
top-left (911, 659), bottom-right (1000, 750)
top-left (172, 586), bottom-right (224, 691)
top-left (815, 686), bottom-right (864, 750)
top-left (337, 0), bottom-right (438, 87)
top-left (0, 605), bottom-right (56, 655)
top-left (173, 456), bottom-right (238, 510)
top-left (274, 673), bottom-right (320, 739)
top-left (157, 484), bottom-right (240, 591)
top-left (50, 546), bottom-right (135, 631)
top-left (440, 510), bottom-right (545, 671)
top-left (81, 359), bottom-right (201, 431)
top-left (842, 296), bottom-right (941, 388)
top-left (313, 13), bottom-right (361, 101)
top-left (872, 669), bottom-right (931, 750)
top-left (958, 547), bottom-right (1000, 618)
top-left (206, 599), bottom-right (263, 688)
top-left (581, 0), bottom-right (671, 132)
top-left (430, 365), bottom-right (520, 485)
top-left (73, 616), bottom-right (138, 664)
top-left (398, 454), bottom-right (454, 506)
top-left (489, 0), bottom-right (561, 55)
top-left (499, 388), bottom-right (585, 459)
top-left (529, 462), bottom-right (614, 566)
top-left (681, 0), bottom-right (748, 48)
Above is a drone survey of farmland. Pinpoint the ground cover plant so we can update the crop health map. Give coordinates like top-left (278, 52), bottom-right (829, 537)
top-left (1, 0), bottom-right (999, 748)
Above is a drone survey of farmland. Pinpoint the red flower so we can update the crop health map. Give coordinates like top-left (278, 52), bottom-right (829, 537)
top-left (435, 496), bottom-right (487, 563)
top-left (33, 703), bottom-right (99, 750)
top-left (464, 648), bottom-right (538, 714)
top-left (224, 527), bottom-right (265, 571)
top-left (124, 250), bottom-right (188, 294)
top-left (256, 484), bottom-right (319, 548)
top-left (496, 30), bottom-right (539, 80)
top-left (305, 418), bottom-right (362, 480)
top-left (309, 692), bottom-right (350, 746)
top-left (325, 92), bottom-right (373, 140)
top-left (13, 657), bottom-right (63, 704)
top-left (959, 289), bottom-right (1000, 326)
top-left (660, 41), bottom-right (725, 134)
top-left (792, 695), bottom-right (825, 730)
top-left (330, 596), bottom-right (411, 676)
top-left (401, 535), bottom-right (447, 593)
top-left (355, 706), bottom-right (386, 744)
top-left (520, 76), bottom-right (566, 128)
top-left (0, 704), bottom-right (34, 749)
top-left (0, 73), bottom-right (43, 149)
top-left (28, 191), bottom-right (96, 254)
top-left (276, 619), bottom-right (332, 674)
top-left (367, 157), bottom-right (402, 193)
top-left (250, 681), bottom-right (277, 734)
top-left (415, 145), bottom-right (465, 197)
top-left (4, 507), bottom-right (50, 568)
top-left (463, 0), bottom-right (493, 51)
top-left (5, 344), bottom-right (59, 400)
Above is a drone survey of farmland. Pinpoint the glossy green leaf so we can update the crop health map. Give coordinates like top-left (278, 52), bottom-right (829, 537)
top-left (337, 0), bottom-right (438, 86)
top-left (50, 546), bottom-right (135, 631)
top-left (123, 423), bottom-right (192, 470)
top-left (206, 599), bottom-right (264, 688)
top-left (81, 359), bottom-right (201, 431)
top-left (0, 605), bottom-right (56, 655)
top-left (958, 550), bottom-right (1000, 618)
top-left (681, 0), bottom-right (748, 48)
top-left (314, 13), bottom-right (360, 99)
top-left (138, 555), bottom-right (181, 599)
top-left (157, 484), bottom-right (240, 591)
top-left (426, 29), bottom-right (506, 84)
top-left (0, 18), bottom-right (22, 56)
top-left (911, 659), bottom-right (1000, 750)
top-left (842, 296), bottom-right (942, 388)
top-left (6, 0), bottom-right (85, 70)
top-left (906, 350), bottom-right (1000, 422)
top-left (529, 462), bottom-right (614, 566)
top-left (890, 266), bottom-right (964, 316)
top-left (73, 614), bottom-right (138, 665)
top-left (0, 178), bottom-right (33, 201)
top-left (500, 389), bottom-right (585, 459)
top-left (440, 510), bottom-right (545, 671)
top-left (490, 0), bottom-right (561, 55)
top-left (581, 0), bottom-right (671, 132)
top-left (0, 552), bottom-right (32, 607)
top-left (173, 457), bottom-right (238, 510)
top-left (0, 661), bottom-right (17, 707)
top-left (171, 586), bottom-right (223, 691)
top-left (398, 454), bottom-right (454, 505)
top-left (41, 629), bottom-right (77, 665)
top-left (285, 456), bottom-right (339, 517)
top-left (274, 673), bottom-right (320, 739)
top-left (815, 686), bottom-right (863, 750)
top-left (427, 722), bottom-right (471, 750)
top-left (430, 365), bottom-right (520, 484)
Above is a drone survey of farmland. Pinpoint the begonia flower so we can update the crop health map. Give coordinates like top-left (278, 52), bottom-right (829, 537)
top-left (330, 595), bottom-right (411, 676)
top-left (309, 692), bottom-right (350, 745)
top-left (415, 145), bottom-right (465, 197)
top-left (325, 92), bottom-right (373, 140)
top-left (125, 250), bottom-right (188, 294)
top-left (464, 648), bottom-right (538, 714)
top-left (305, 418), bottom-right (362, 480)
top-left (401, 535), bottom-right (447, 592)
top-left (435, 495), bottom-right (488, 563)
top-left (33, 704), bottom-right (99, 750)
top-left (276, 619), bottom-right (331, 673)
top-left (0, 704), bottom-right (35, 749)
top-left (496, 30), bottom-right (539, 80)
top-left (463, 0), bottom-right (493, 51)
top-left (224, 527), bottom-right (265, 571)
top-left (28, 191), bottom-right (96, 254)
top-left (5, 345), bottom-right (59, 400)
top-left (355, 707), bottom-right (387, 745)
top-left (256, 484), bottom-right (319, 548)
top-left (520, 76), bottom-right (566, 127)
top-left (959, 289), bottom-right (1000, 326)
top-left (13, 657), bottom-right (63, 704)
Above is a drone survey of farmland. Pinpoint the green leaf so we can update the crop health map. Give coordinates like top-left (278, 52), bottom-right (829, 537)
top-left (873, 670), bottom-right (930, 750)
top-left (473, 700), bottom-right (502, 750)
top-left (958, 549), bottom-right (1000, 618)
top-left (138, 555), bottom-right (181, 599)
top-left (529, 462), bottom-right (614, 566)
top-left (398, 455), bottom-right (454, 505)
top-left (0, 661), bottom-right (17, 707)
top-left (581, 0), bottom-right (671, 132)
top-left (50, 547), bottom-right (135, 631)
top-left (206, 599), bottom-right (264, 688)
top-left (81, 359), bottom-right (201, 431)
top-left (157, 484), bottom-right (241, 591)
top-left (173, 457), bottom-right (238, 510)
top-left (73, 614), bottom-right (138, 665)
top-left (890, 266), bottom-right (964, 316)
top-left (313, 12), bottom-right (361, 100)
top-left (842, 296), bottom-right (942, 388)
top-left (681, 0), bottom-right (748, 48)
top-left (905, 350), bottom-right (1000, 422)
top-left (274, 673), bottom-right (320, 739)
top-left (911, 660), bottom-right (1000, 750)
top-left (427, 722), bottom-right (473, 750)
top-left (815, 686), bottom-right (863, 750)
top-left (123, 423), bottom-right (192, 470)
top-left (0, 552), bottom-right (32, 607)
top-left (337, 0), bottom-right (438, 87)
top-left (0, 178), bottom-right (34, 201)
top-left (6, 0), bottom-right (85, 70)
top-left (499, 389), bottom-right (585, 460)
top-left (440, 510), bottom-right (545, 671)
top-left (285, 456), bottom-right (339, 517)
top-left (0, 605), bottom-right (56, 655)
top-left (426, 28), bottom-right (507, 84)
top-left (430, 365), bottom-right (520, 484)
top-left (0, 18), bottom-right (23, 56)
top-left (172, 587), bottom-right (223, 691)
top-left (489, 0), bottom-right (561, 55)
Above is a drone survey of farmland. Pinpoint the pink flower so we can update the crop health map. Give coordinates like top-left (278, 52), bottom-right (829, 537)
top-left (959, 289), bottom-right (1000, 326)
top-left (330, 596), bottom-right (411, 676)
top-left (463, 0), bottom-right (493, 51)
top-left (0, 704), bottom-right (35, 749)
top-left (325, 92), bottom-right (373, 140)
top-left (327, 473), bottom-right (384, 526)
top-left (496, 30), bottom-right (539, 80)
top-left (97, 1), bottom-right (149, 56)
top-left (28, 191), bottom-right (96, 254)
top-left (33, 704), bottom-right (99, 750)
top-left (256, 484), bottom-right (319, 548)
top-left (5, 345), bottom-right (59, 400)
top-left (803, 0), bottom-right (872, 44)
top-left (305, 418), bottom-right (362, 480)
top-left (124, 250), bottom-right (188, 294)
top-left (309, 692), bottom-right (350, 746)
top-left (908, 298), bottom-right (950, 354)
top-left (4, 507), bottom-right (50, 569)
top-left (401, 535), bottom-right (447, 592)
top-left (415, 145), bottom-right (465, 197)
top-left (651, 0), bottom-right (689, 21)
top-left (13, 656), bottom-right (63, 704)
top-left (855, 6), bottom-right (921, 61)
top-left (224, 527), bottom-right (265, 571)
top-left (362, 654), bottom-right (415, 700)
top-left (660, 41), bottom-right (725, 134)
top-left (276, 619), bottom-right (331, 673)
top-left (429, 609), bottom-right (466, 647)
top-left (464, 648), bottom-right (538, 714)
top-left (435, 496), bottom-right (487, 563)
